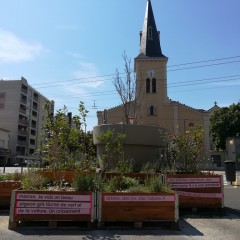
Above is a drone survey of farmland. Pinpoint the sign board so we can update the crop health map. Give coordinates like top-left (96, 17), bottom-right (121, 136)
top-left (14, 192), bottom-right (91, 216)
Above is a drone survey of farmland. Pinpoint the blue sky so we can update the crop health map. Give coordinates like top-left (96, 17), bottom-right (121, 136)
top-left (0, 0), bottom-right (240, 131)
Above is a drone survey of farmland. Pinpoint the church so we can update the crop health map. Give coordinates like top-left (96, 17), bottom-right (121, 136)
top-left (97, 0), bottom-right (210, 158)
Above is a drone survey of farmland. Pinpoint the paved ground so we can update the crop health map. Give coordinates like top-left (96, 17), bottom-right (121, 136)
top-left (0, 211), bottom-right (240, 240)
top-left (1, 169), bottom-right (239, 239)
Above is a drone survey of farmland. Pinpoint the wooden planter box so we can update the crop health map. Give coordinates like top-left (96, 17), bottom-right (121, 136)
top-left (0, 181), bottom-right (21, 208)
top-left (166, 174), bottom-right (224, 209)
top-left (98, 192), bottom-right (178, 228)
top-left (36, 171), bottom-right (79, 183)
top-left (9, 190), bottom-right (95, 229)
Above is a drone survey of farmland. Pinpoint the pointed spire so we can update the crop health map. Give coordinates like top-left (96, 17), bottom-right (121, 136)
top-left (138, 0), bottom-right (165, 58)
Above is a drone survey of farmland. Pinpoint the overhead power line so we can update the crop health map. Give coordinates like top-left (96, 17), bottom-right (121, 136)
top-left (31, 55), bottom-right (240, 89)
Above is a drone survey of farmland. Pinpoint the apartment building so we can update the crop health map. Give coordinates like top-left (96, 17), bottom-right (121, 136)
top-left (0, 77), bottom-right (54, 165)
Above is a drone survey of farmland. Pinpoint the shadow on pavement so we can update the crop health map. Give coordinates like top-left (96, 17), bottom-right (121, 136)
top-left (10, 219), bottom-right (203, 238)
top-left (224, 207), bottom-right (240, 217)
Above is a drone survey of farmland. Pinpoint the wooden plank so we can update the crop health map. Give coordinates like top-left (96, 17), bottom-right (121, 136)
top-left (101, 206), bottom-right (175, 221)
top-left (179, 196), bottom-right (222, 207)
top-left (13, 214), bottom-right (91, 222)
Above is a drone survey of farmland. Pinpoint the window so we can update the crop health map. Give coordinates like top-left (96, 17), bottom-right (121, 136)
top-left (150, 106), bottom-right (154, 116)
top-left (31, 129), bottom-right (36, 136)
top-left (152, 78), bottom-right (156, 93)
top-left (146, 78), bottom-right (157, 93)
top-left (149, 105), bottom-right (157, 116)
top-left (146, 78), bottom-right (150, 93)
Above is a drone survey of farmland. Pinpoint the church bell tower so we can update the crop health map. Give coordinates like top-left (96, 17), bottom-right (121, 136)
top-left (135, 0), bottom-right (168, 114)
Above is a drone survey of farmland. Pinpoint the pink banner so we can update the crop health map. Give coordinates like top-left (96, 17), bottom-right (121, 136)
top-left (171, 183), bottom-right (220, 188)
top-left (16, 201), bottom-right (90, 209)
top-left (14, 193), bottom-right (92, 216)
top-left (167, 177), bottom-right (220, 183)
top-left (176, 191), bottom-right (223, 198)
top-left (15, 208), bottom-right (90, 215)
top-left (103, 195), bottom-right (175, 202)
top-left (16, 193), bottom-right (91, 202)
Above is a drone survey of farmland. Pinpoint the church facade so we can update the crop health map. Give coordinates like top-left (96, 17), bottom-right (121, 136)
top-left (97, 0), bottom-right (210, 158)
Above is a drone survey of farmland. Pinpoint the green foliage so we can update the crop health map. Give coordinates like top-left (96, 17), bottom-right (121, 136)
top-left (101, 175), bottom-right (139, 192)
top-left (144, 176), bottom-right (171, 193)
top-left (21, 170), bottom-right (48, 190)
top-left (97, 130), bottom-right (126, 172)
top-left (38, 101), bottom-right (96, 172)
top-left (141, 162), bottom-right (159, 173)
top-left (111, 158), bottom-right (134, 173)
top-left (160, 125), bottom-right (205, 173)
top-left (0, 172), bottom-right (22, 181)
top-left (210, 102), bottom-right (240, 150)
top-left (100, 175), bottom-right (171, 193)
top-left (72, 174), bottom-right (96, 192)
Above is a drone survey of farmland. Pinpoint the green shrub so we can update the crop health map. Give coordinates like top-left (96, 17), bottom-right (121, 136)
top-left (0, 172), bottom-right (22, 181)
top-left (145, 176), bottom-right (171, 193)
top-left (72, 174), bottom-right (95, 192)
top-left (102, 175), bottom-right (139, 192)
top-left (21, 170), bottom-right (48, 190)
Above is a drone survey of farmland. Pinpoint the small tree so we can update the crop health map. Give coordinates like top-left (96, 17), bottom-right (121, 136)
top-left (210, 102), bottom-right (240, 150)
top-left (97, 130), bottom-right (130, 172)
top-left (113, 52), bottom-right (143, 124)
top-left (39, 101), bottom-right (95, 171)
top-left (161, 126), bottom-right (206, 173)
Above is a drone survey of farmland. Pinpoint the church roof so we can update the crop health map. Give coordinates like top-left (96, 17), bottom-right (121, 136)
top-left (136, 0), bottom-right (166, 59)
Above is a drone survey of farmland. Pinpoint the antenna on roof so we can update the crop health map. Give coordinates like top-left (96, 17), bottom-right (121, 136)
top-left (92, 100), bottom-right (97, 109)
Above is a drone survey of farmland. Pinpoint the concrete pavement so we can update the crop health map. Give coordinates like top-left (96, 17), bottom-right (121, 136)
top-left (0, 211), bottom-right (240, 240)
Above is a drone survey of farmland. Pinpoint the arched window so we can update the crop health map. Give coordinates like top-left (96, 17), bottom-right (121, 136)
top-left (152, 78), bottom-right (156, 93)
top-left (146, 78), bottom-right (150, 93)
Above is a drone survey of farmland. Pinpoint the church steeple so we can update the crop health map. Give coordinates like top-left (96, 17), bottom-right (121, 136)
top-left (138, 0), bottom-right (165, 58)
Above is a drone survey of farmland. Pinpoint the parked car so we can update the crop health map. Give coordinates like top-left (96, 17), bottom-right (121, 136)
top-left (14, 160), bottom-right (34, 167)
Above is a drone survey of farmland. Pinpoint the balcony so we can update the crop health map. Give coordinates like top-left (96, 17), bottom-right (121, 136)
top-left (18, 130), bottom-right (28, 136)
top-left (17, 140), bottom-right (28, 146)
top-left (33, 95), bottom-right (38, 102)
top-left (21, 88), bottom-right (27, 95)
top-left (18, 119), bottom-right (29, 126)
top-left (21, 98), bottom-right (27, 104)
top-left (19, 108), bottom-right (26, 114)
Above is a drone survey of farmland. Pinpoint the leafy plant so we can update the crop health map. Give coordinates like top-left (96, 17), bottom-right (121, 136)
top-left (21, 170), bottom-right (48, 190)
top-left (72, 174), bottom-right (96, 192)
top-left (100, 174), bottom-right (171, 193)
top-left (97, 129), bottom-right (126, 172)
top-left (37, 101), bottom-right (96, 172)
top-left (144, 176), bottom-right (171, 193)
top-left (160, 125), bottom-right (206, 173)
top-left (210, 102), bottom-right (240, 150)
top-left (141, 162), bottom-right (159, 173)
top-left (0, 172), bottom-right (22, 181)
top-left (101, 175), bottom-right (139, 192)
